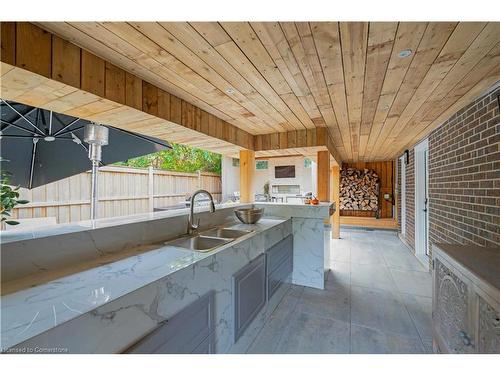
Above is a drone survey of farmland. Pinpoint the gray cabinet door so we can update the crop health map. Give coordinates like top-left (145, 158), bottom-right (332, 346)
top-left (267, 235), bottom-right (293, 300)
top-left (126, 291), bottom-right (215, 354)
top-left (267, 235), bottom-right (293, 274)
top-left (233, 254), bottom-right (267, 342)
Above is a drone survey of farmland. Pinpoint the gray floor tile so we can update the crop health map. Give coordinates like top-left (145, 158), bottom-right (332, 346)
top-left (246, 292), bottom-right (301, 353)
top-left (275, 312), bottom-right (350, 354)
top-left (331, 240), bottom-right (351, 262)
top-left (400, 293), bottom-right (433, 340)
top-left (351, 324), bottom-right (425, 354)
top-left (351, 285), bottom-right (419, 337)
top-left (249, 228), bottom-right (433, 354)
top-left (350, 263), bottom-right (397, 291)
top-left (295, 284), bottom-right (350, 323)
top-left (350, 245), bottom-right (385, 266)
top-left (390, 268), bottom-right (432, 297)
top-left (383, 249), bottom-right (426, 271)
top-left (328, 261), bottom-right (350, 285)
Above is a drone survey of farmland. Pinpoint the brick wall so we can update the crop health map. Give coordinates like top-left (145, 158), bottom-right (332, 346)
top-left (397, 158), bottom-right (401, 232)
top-left (397, 85), bottom-right (500, 255)
top-left (428, 87), bottom-right (499, 248)
top-left (406, 149), bottom-right (415, 250)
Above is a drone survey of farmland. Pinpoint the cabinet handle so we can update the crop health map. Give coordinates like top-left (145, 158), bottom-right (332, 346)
top-left (458, 331), bottom-right (473, 347)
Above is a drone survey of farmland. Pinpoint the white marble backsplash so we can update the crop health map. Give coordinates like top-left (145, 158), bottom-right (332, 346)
top-left (1, 204), bottom-right (250, 284)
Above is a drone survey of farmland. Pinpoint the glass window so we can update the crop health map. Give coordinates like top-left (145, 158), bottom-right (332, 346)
top-left (232, 158), bottom-right (240, 167)
top-left (256, 160), bottom-right (268, 170)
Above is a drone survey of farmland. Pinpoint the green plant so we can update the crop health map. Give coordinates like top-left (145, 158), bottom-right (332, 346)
top-left (1, 160), bottom-right (29, 225)
top-left (115, 143), bottom-right (222, 174)
top-left (263, 181), bottom-right (270, 197)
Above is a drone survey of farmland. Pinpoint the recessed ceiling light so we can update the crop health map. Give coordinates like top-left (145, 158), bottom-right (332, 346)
top-left (398, 49), bottom-right (412, 58)
top-left (225, 88), bottom-right (235, 94)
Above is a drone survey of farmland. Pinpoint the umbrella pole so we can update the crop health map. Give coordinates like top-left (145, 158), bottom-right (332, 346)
top-left (90, 159), bottom-right (99, 220)
top-left (84, 123), bottom-right (109, 221)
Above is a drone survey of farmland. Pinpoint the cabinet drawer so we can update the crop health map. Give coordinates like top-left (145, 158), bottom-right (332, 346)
top-left (233, 254), bottom-right (267, 342)
top-left (268, 253), bottom-right (293, 300)
top-left (267, 235), bottom-right (293, 275)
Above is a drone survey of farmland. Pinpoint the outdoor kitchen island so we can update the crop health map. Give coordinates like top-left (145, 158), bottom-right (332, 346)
top-left (254, 202), bottom-right (334, 289)
top-left (0, 202), bottom-right (333, 354)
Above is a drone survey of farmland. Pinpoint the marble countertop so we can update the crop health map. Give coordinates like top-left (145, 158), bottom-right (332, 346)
top-left (255, 201), bottom-right (334, 219)
top-left (0, 202), bottom-right (246, 245)
top-left (0, 217), bottom-right (288, 350)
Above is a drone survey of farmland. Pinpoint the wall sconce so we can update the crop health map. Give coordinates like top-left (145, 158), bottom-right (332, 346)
top-left (404, 149), bottom-right (410, 165)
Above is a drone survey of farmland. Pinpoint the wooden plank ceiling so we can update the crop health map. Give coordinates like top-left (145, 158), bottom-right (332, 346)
top-left (23, 22), bottom-right (500, 161)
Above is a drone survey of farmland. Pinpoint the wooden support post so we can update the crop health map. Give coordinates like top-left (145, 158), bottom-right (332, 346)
top-left (317, 151), bottom-right (330, 202)
top-left (239, 150), bottom-right (255, 203)
top-left (331, 165), bottom-right (340, 239)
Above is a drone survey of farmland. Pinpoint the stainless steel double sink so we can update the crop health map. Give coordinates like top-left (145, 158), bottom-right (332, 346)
top-left (165, 227), bottom-right (253, 252)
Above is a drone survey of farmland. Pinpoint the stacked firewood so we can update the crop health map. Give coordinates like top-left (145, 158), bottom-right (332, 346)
top-left (340, 168), bottom-right (380, 211)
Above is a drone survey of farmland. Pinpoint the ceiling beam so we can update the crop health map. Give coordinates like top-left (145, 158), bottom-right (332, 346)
top-left (254, 127), bottom-right (342, 165)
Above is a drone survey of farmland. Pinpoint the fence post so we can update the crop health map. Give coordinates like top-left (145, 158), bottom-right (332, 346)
top-left (197, 170), bottom-right (202, 190)
top-left (148, 166), bottom-right (154, 212)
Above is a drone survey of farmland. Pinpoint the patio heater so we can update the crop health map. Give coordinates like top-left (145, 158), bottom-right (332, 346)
top-left (84, 123), bottom-right (109, 220)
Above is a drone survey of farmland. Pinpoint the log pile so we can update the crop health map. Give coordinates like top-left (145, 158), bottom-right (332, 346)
top-left (340, 168), bottom-right (380, 211)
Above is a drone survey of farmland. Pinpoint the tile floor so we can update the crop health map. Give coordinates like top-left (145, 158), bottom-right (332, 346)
top-left (247, 228), bottom-right (433, 354)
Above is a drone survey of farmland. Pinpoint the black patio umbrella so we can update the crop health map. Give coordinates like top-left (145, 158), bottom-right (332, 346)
top-left (0, 99), bottom-right (172, 219)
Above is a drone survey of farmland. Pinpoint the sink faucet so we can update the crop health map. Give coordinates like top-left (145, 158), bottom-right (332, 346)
top-left (188, 189), bottom-right (216, 235)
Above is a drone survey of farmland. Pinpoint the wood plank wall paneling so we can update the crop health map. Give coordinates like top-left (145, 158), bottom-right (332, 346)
top-left (157, 89), bottom-right (171, 121)
top-left (105, 62), bottom-right (126, 105)
top-left (341, 160), bottom-right (394, 218)
top-left (51, 35), bottom-right (81, 88)
top-left (125, 72), bottom-right (143, 110)
top-left (15, 22), bottom-right (52, 78)
top-left (142, 81), bottom-right (158, 116)
top-left (1, 22), bottom-right (16, 66)
top-left (81, 50), bottom-right (105, 97)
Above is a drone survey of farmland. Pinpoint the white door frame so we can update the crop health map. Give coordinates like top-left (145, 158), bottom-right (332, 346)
top-left (399, 156), bottom-right (406, 238)
top-left (414, 139), bottom-right (429, 263)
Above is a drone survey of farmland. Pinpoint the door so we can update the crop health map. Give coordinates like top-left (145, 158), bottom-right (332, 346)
top-left (399, 156), bottom-right (406, 237)
top-left (414, 139), bottom-right (429, 258)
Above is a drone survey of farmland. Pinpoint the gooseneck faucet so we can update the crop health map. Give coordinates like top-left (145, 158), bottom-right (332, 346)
top-left (188, 189), bottom-right (216, 235)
